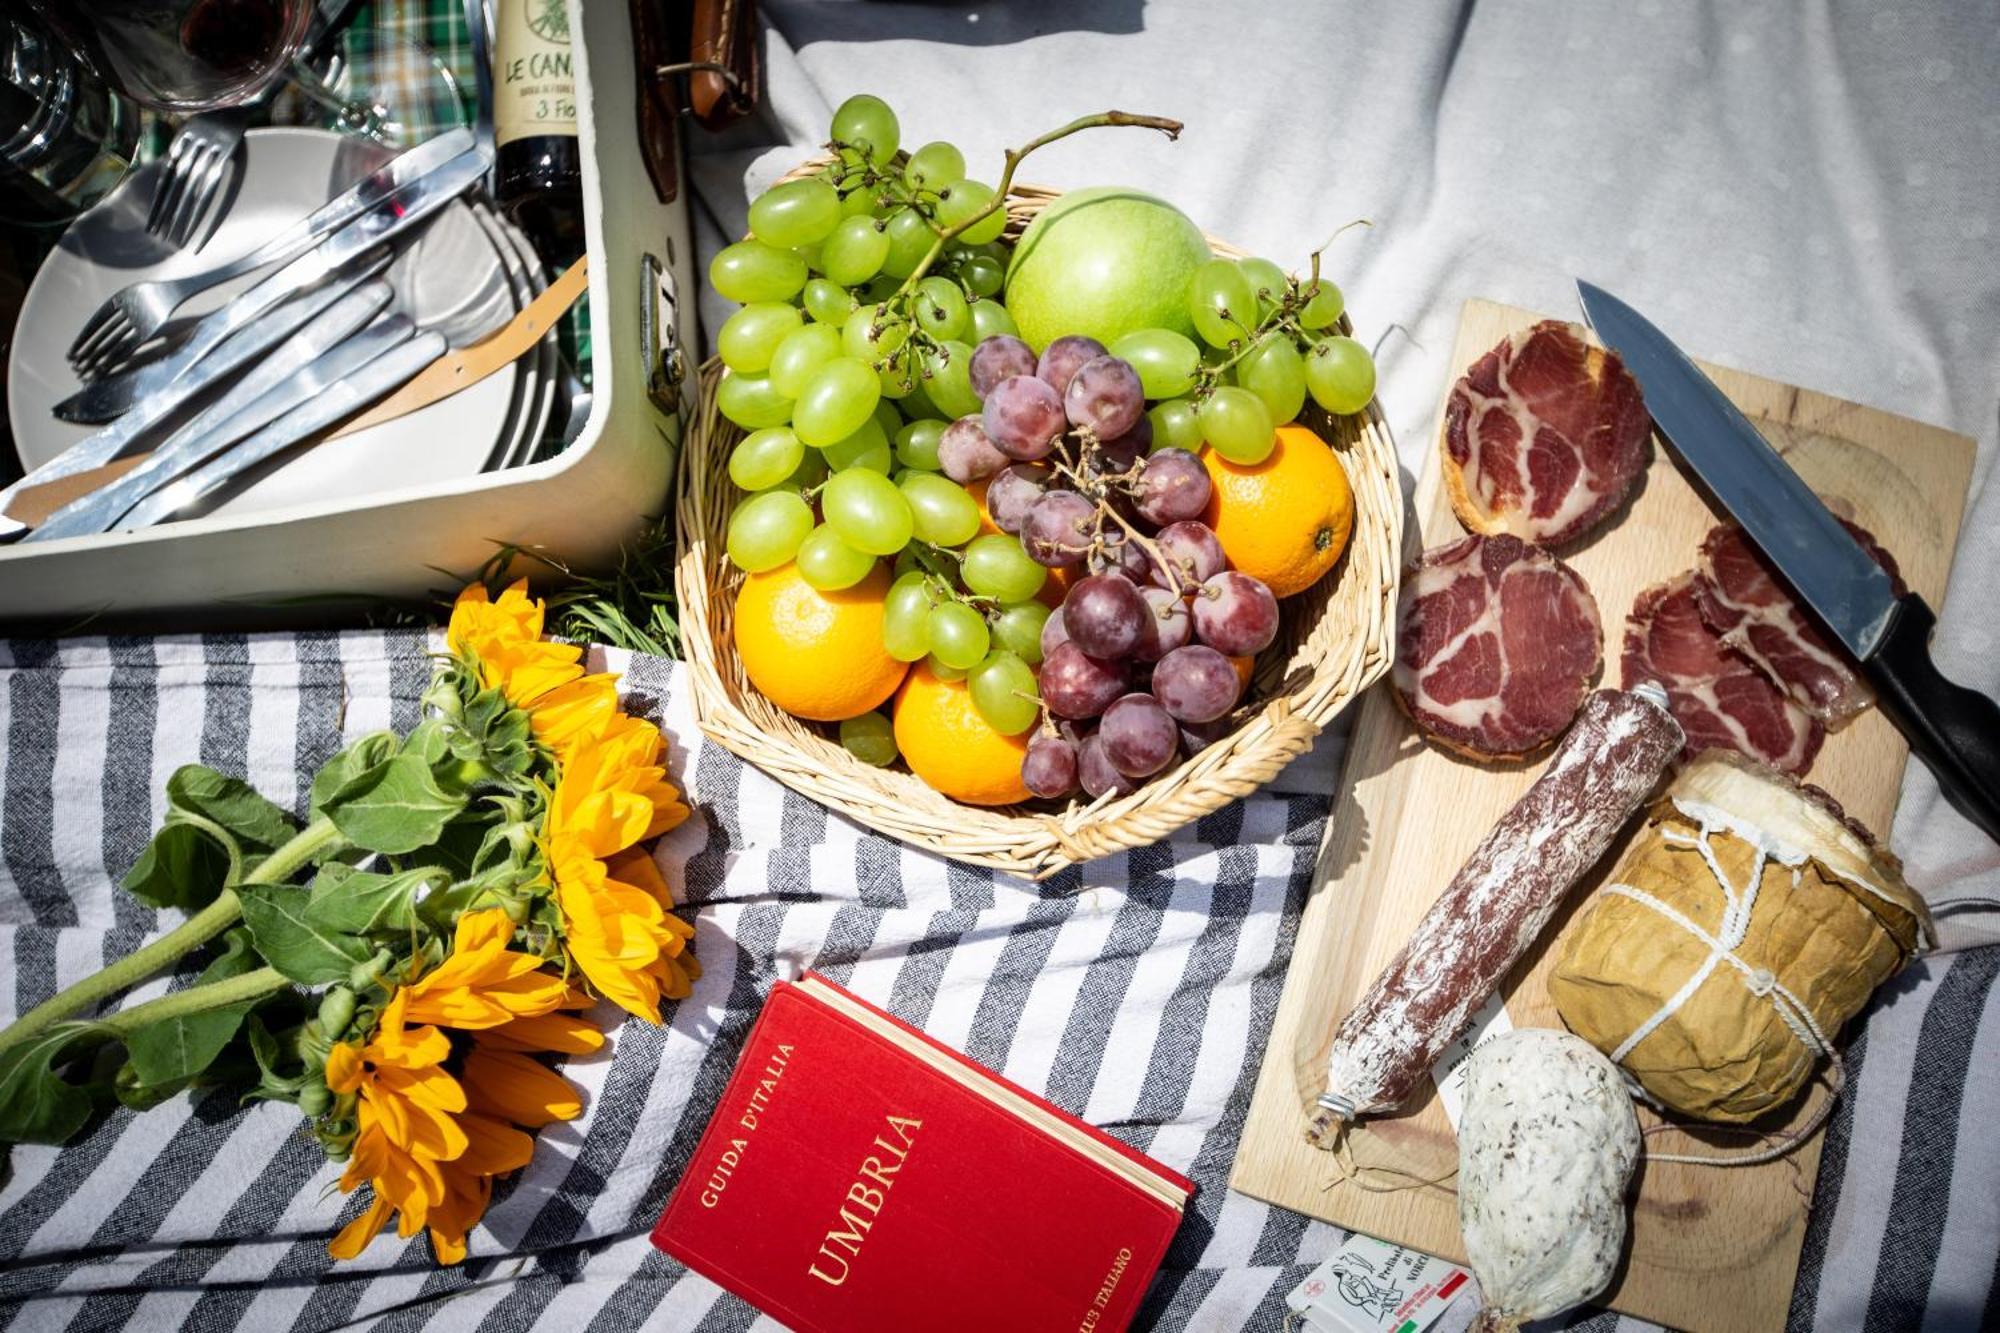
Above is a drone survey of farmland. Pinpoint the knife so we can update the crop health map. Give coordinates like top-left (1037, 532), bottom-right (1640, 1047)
top-left (5, 255), bottom-right (586, 526)
top-left (118, 329), bottom-right (448, 531)
top-left (55, 144), bottom-right (491, 424)
top-left (329, 253), bottom-right (586, 438)
top-left (0, 255), bottom-right (393, 541)
top-left (26, 283), bottom-right (398, 542)
top-left (74, 127), bottom-right (472, 375)
top-left (1577, 279), bottom-right (2000, 844)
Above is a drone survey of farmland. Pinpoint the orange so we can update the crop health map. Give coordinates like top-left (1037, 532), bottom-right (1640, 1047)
top-left (892, 660), bottom-right (1032, 805)
top-left (1200, 424), bottom-right (1354, 598)
top-left (1036, 561), bottom-right (1075, 610)
top-left (734, 563), bottom-right (908, 722)
top-left (966, 476), bottom-right (1005, 538)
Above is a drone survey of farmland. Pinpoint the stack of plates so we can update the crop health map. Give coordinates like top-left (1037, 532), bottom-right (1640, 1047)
top-left (7, 128), bottom-right (560, 525)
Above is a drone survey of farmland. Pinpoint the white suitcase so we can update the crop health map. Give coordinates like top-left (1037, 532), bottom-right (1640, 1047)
top-left (0, 0), bottom-right (694, 629)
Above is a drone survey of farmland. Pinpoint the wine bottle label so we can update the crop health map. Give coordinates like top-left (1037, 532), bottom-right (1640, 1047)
top-left (494, 0), bottom-right (577, 147)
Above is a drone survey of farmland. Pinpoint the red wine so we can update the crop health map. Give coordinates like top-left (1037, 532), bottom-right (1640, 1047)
top-left (179, 0), bottom-right (292, 81)
top-left (493, 0), bottom-right (583, 264)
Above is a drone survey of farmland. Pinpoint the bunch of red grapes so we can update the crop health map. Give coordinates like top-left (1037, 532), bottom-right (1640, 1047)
top-left (942, 333), bottom-right (1282, 800)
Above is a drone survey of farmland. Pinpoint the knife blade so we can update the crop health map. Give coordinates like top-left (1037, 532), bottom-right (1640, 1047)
top-left (1576, 278), bottom-right (2000, 844)
top-left (55, 144), bottom-right (491, 424)
top-left (26, 284), bottom-right (398, 542)
top-left (119, 330), bottom-right (448, 531)
top-left (0, 254), bottom-right (394, 540)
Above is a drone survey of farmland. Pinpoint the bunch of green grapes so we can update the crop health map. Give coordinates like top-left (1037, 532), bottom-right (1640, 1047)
top-left (1107, 255), bottom-right (1376, 468)
top-left (715, 94), bottom-right (1042, 742)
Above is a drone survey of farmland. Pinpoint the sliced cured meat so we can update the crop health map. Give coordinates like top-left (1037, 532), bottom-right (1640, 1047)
top-left (1393, 533), bottom-right (1603, 760)
top-left (1442, 320), bottom-right (1652, 547)
top-left (1622, 573), bottom-right (1823, 775)
top-left (1693, 519), bottom-right (1907, 727)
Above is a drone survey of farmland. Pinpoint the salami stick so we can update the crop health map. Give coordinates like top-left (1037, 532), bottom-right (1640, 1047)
top-left (1307, 686), bottom-right (1681, 1148)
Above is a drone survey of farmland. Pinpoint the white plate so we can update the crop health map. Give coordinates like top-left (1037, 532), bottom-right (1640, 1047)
top-left (467, 202), bottom-right (536, 472)
top-left (473, 204), bottom-right (559, 470)
top-left (9, 127), bottom-right (516, 521)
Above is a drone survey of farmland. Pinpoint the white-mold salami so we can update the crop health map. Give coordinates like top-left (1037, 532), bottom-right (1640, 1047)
top-left (1307, 687), bottom-right (1682, 1144)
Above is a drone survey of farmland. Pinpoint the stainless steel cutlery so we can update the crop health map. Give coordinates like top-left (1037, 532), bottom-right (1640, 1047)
top-left (55, 141), bottom-right (491, 424)
top-left (118, 329), bottom-right (448, 531)
top-left (0, 257), bottom-right (393, 542)
top-left (143, 111), bottom-right (248, 251)
top-left (70, 126), bottom-right (476, 377)
top-left (29, 282), bottom-right (401, 542)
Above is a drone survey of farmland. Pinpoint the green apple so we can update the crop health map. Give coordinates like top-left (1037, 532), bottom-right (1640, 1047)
top-left (1003, 186), bottom-right (1211, 351)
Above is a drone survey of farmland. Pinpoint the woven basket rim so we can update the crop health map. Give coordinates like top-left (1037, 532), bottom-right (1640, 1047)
top-left (674, 163), bottom-right (1404, 879)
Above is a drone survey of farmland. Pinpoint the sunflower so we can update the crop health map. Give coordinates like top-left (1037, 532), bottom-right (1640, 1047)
top-left (546, 713), bottom-right (689, 852)
top-left (422, 1002), bottom-right (602, 1263)
top-left (327, 917), bottom-right (603, 1263)
top-left (540, 714), bottom-right (696, 1023)
top-left (325, 992), bottom-right (468, 1259)
top-left (401, 908), bottom-right (569, 1031)
top-left (552, 841), bottom-right (700, 1024)
top-left (448, 581), bottom-right (621, 762)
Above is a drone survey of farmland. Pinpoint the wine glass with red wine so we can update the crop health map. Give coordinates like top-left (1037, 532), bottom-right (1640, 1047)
top-left (31, 0), bottom-right (314, 114)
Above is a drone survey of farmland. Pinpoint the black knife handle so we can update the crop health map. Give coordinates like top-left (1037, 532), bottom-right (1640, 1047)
top-left (1867, 594), bottom-right (2000, 846)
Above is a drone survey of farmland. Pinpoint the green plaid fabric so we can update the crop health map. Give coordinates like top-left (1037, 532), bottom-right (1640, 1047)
top-left (265, 0), bottom-right (479, 143)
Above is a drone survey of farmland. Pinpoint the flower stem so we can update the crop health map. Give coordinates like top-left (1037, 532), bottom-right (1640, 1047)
top-left (0, 816), bottom-right (342, 1054)
top-left (90, 967), bottom-right (290, 1038)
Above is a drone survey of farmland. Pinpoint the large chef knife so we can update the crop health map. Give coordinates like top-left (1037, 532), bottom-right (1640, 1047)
top-left (1577, 279), bottom-right (2000, 843)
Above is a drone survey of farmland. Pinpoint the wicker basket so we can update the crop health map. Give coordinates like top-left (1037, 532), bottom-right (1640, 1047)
top-left (676, 173), bottom-right (1403, 879)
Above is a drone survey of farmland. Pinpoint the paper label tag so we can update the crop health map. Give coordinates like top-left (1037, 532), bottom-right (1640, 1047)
top-left (1429, 992), bottom-right (1514, 1132)
top-left (494, 0), bottom-right (577, 146)
top-left (1286, 1232), bottom-right (1473, 1333)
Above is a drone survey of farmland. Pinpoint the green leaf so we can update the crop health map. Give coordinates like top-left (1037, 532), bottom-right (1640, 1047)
top-left (114, 1062), bottom-right (189, 1111)
top-left (320, 753), bottom-right (467, 855)
top-left (400, 717), bottom-right (453, 770)
top-left (0, 1024), bottom-right (99, 1145)
top-left (304, 865), bottom-right (442, 936)
top-left (310, 731), bottom-right (400, 816)
top-left (165, 765), bottom-right (298, 855)
top-left (246, 1013), bottom-right (307, 1097)
top-left (121, 930), bottom-right (261, 1089)
top-left (122, 821), bottom-right (232, 912)
top-left (425, 810), bottom-right (497, 880)
top-left (238, 883), bottom-right (373, 984)
top-left (454, 687), bottom-right (535, 780)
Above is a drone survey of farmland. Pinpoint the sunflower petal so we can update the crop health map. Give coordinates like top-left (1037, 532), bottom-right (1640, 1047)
top-left (328, 1194), bottom-right (395, 1261)
top-left (463, 1049), bottom-right (586, 1127)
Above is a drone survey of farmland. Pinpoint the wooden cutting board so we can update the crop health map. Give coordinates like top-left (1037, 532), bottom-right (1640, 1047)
top-left (1229, 299), bottom-right (1976, 1332)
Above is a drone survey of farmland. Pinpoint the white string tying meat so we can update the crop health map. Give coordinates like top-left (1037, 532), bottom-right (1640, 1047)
top-left (1600, 804), bottom-right (1849, 1166)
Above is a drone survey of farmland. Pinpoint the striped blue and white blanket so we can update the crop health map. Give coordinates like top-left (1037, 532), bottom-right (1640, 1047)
top-left (0, 632), bottom-right (1994, 1331)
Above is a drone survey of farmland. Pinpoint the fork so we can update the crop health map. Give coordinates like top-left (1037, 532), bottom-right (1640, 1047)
top-left (143, 110), bottom-right (247, 252)
top-left (69, 126), bottom-right (476, 378)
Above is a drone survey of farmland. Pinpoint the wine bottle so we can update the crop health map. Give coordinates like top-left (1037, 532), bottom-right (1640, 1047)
top-left (492, 0), bottom-right (584, 264)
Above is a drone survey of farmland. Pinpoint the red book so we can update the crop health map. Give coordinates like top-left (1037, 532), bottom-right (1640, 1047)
top-left (652, 973), bottom-right (1194, 1332)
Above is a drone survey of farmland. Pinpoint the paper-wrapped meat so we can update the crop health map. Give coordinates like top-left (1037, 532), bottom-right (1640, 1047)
top-left (1549, 751), bottom-right (1931, 1124)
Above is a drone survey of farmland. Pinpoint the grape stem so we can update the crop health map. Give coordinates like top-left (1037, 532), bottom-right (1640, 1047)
top-left (1045, 447), bottom-right (1189, 599)
top-left (889, 110), bottom-right (1184, 308)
